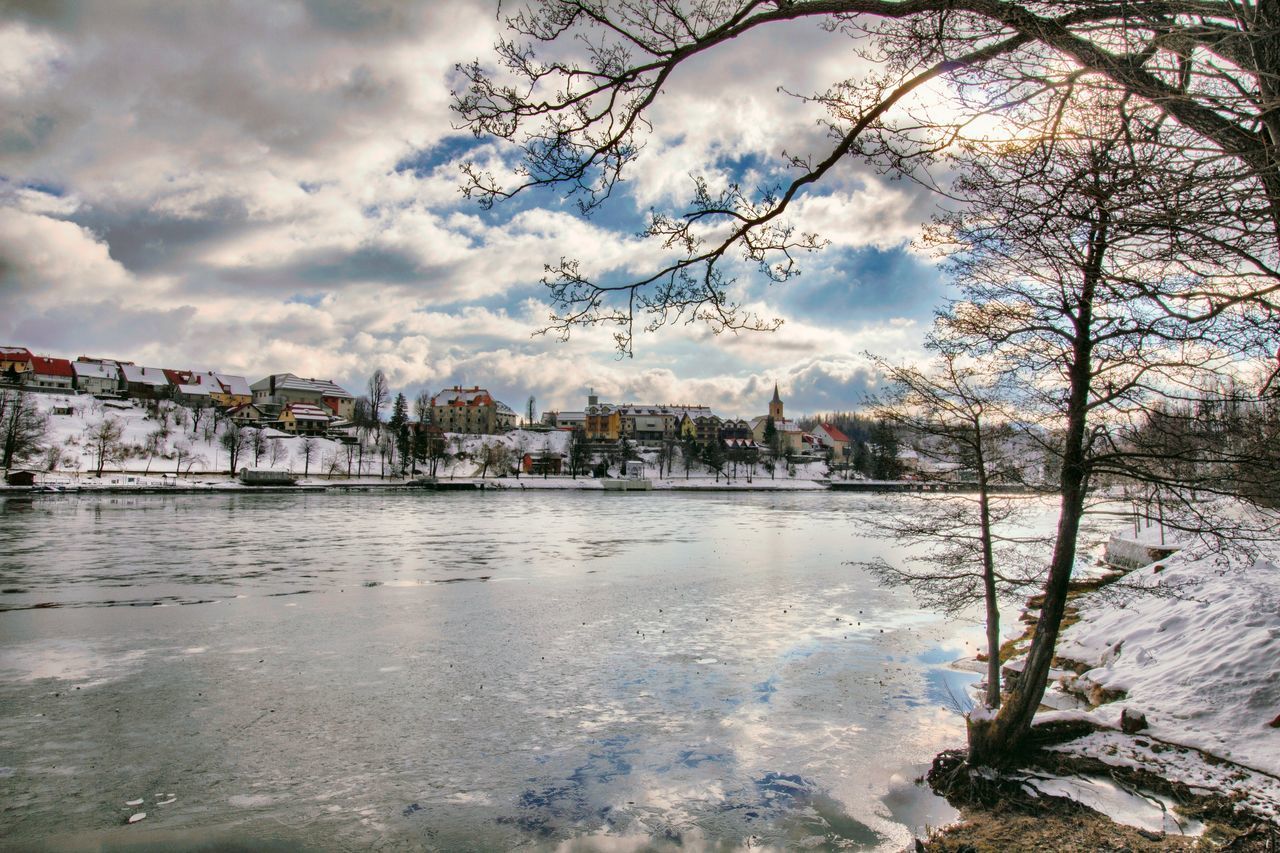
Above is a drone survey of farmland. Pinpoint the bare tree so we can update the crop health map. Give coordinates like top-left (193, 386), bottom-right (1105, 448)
top-left (657, 437), bottom-right (677, 479)
top-left (249, 427), bottom-right (268, 466)
top-left (926, 119), bottom-right (1275, 764)
top-left (172, 439), bottom-right (191, 475)
top-left (367, 370), bottom-right (388, 435)
top-left (143, 426), bottom-right (168, 474)
top-left (423, 427), bottom-right (448, 478)
top-left (84, 417), bottom-right (125, 477)
top-left (298, 436), bottom-right (318, 478)
top-left (188, 402), bottom-right (208, 436)
top-left (455, 1), bottom-right (1280, 357)
top-left (323, 451), bottom-right (343, 479)
top-left (863, 348), bottom-right (1047, 710)
top-left (510, 431), bottom-right (530, 479)
top-left (568, 428), bottom-right (590, 479)
top-left (414, 389), bottom-right (432, 428)
top-left (486, 442), bottom-right (512, 478)
top-left (219, 422), bottom-right (250, 475)
top-left (1, 388), bottom-right (47, 469)
top-left (268, 437), bottom-right (286, 468)
top-left (40, 441), bottom-right (73, 472)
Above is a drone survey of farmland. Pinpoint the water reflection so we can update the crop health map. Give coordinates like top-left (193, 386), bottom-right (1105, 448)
top-left (0, 491), bottom-right (1057, 850)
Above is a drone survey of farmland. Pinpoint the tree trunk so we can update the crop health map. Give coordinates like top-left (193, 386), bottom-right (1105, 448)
top-left (975, 448), bottom-right (1001, 710)
top-left (968, 214), bottom-right (1102, 766)
top-left (968, 470), bottom-right (1088, 765)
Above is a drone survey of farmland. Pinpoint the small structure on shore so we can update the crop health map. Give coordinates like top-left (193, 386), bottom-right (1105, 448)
top-left (238, 468), bottom-right (297, 486)
top-left (602, 460), bottom-right (652, 491)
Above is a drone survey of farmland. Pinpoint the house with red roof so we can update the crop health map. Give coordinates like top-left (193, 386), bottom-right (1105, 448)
top-left (1, 346), bottom-right (33, 382)
top-left (812, 422), bottom-right (851, 460)
top-left (25, 355), bottom-right (75, 390)
top-left (429, 386), bottom-right (516, 434)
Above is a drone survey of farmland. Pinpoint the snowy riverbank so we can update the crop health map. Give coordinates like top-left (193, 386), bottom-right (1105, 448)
top-left (1044, 522), bottom-right (1280, 819)
top-left (927, 515), bottom-right (1279, 849)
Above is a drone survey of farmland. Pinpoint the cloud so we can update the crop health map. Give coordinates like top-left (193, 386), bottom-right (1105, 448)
top-left (0, 1), bottom-right (947, 417)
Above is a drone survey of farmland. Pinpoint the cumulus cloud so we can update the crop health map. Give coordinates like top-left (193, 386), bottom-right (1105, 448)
top-left (0, 1), bottom-right (945, 415)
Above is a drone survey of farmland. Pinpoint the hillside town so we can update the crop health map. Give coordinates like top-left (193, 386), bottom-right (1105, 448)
top-left (1, 343), bottom-right (968, 483)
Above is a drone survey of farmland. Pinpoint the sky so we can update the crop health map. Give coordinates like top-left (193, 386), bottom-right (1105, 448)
top-left (0, 0), bottom-right (955, 420)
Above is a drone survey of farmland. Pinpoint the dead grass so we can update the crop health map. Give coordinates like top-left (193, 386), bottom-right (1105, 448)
top-left (924, 803), bottom-right (1199, 851)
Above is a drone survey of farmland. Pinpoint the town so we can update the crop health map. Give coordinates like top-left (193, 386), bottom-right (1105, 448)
top-left (0, 343), bottom-right (1062, 488)
top-left (0, 342), bottom-right (970, 485)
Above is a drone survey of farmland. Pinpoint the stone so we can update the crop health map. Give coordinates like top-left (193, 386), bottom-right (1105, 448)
top-left (1121, 708), bottom-right (1149, 734)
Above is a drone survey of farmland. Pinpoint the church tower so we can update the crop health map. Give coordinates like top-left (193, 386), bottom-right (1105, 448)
top-left (768, 383), bottom-right (784, 422)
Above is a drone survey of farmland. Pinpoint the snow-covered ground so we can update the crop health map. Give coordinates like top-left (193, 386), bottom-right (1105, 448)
top-left (29, 393), bottom-right (356, 478)
top-left (1038, 515), bottom-right (1280, 818)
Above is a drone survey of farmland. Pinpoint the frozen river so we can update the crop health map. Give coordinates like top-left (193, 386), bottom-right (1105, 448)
top-left (0, 490), bottom-right (994, 851)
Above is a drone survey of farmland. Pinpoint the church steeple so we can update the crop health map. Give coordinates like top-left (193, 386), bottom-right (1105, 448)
top-left (768, 383), bottom-right (784, 422)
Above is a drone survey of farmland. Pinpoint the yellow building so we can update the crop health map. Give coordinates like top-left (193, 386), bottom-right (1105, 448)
top-left (278, 403), bottom-right (331, 435)
top-left (585, 403), bottom-right (622, 440)
top-left (750, 384), bottom-right (805, 453)
top-left (1, 346), bottom-right (33, 377)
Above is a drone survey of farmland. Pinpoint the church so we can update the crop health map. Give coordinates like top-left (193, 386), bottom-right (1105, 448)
top-left (749, 384), bottom-right (806, 454)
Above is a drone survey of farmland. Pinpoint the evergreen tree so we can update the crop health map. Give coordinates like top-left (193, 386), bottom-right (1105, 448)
top-left (869, 420), bottom-right (902, 480)
top-left (389, 393), bottom-right (410, 476)
top-left (680, 433), bottom-right (700, 479)
top-left (762, 416), bottom-right (779, 456)
top-left (702, 438), bottom-right (726, 482)
top-left (570, 425), bottom-right (588, 479)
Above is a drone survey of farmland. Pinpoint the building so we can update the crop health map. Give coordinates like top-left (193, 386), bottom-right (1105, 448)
top-left (542, 410), bottom-right (587, 430)
top-left (172, 382), bottom-right (213, 408)
top-left (429, 386), bottom-right (514, 435)
top-left (1, 346), bottom-right (33, 380)
top-left (618, 405), bottom-right (679, 444)
top-left (749, 384), bottom-right (806, 454)
top-left (180, 371), bottom-right (252, 408)
top-left (225, 402), bottom-right (269, 424)
top-left (719, 418), bottom-right (753, 443)
top-left (251, 374), bottom-right (355, 419)
top-left (812, 423), bottom-right (851, 459)
top-left (522, 451), bottom-right (564, 475)
top-left (210, 373), bottom-right (252, 408)
top-left (120, 365), bottom-right (171, 399)
top-left (72, 360), bottom-right (120, 395)
top-left (495, 401), bottom-right (518, 431)
top-left (584, 393), bottom-right (622, 441)
top-left (277, 402), bottom-right (331, 435)
top-left (25, 356), bottom-right (75, 390)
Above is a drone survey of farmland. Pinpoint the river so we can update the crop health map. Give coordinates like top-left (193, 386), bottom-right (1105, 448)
top-left (0, 490), bottom-right (1011, 851)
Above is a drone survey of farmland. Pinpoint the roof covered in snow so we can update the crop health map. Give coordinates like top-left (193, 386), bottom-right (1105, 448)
top-left (253, 373), bottom-right (353, 399)
top-left (282, 403), bottom-right (331, 421)
top-left (120, 365), bottom-right (170, 386)
top-left (216, 373), bottom-right (251, 396)
top-left (72, 361), bottom-right (117, 380)
top-left (433, 386), bottom-right (494, 406)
